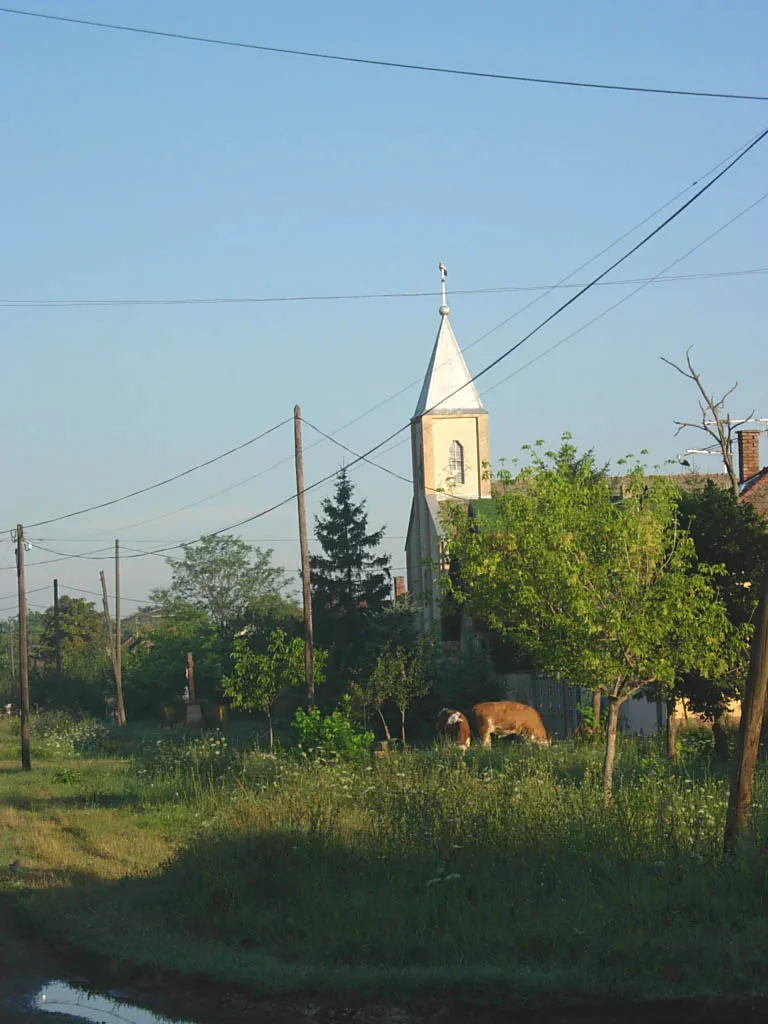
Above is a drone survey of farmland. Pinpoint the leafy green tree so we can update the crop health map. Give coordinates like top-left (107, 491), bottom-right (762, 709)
top-left (31, 598), bottom-right (110, 712)
top-left (310, 469), bottom-right (392, 699)
top-left (353, 635), bottom-right (437, 745)
top-left (222, 627), bottom-right (327, 750)
top-left (671, 482), bottom-right (768, 756)
top-left (386, 635), bottom-right (437, 745)
top-left (153, 534), bottom-right (290, 638)
top-left (444, 439), bottom-right (745, 802)
top-left (122, 601), bottom-right (218, 718)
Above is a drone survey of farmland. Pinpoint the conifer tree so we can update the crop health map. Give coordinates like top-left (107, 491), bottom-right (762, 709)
top-left (310, 469), bottom-right (392, 686)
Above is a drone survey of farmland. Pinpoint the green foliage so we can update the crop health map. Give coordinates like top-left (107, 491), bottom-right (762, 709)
top-left (674, 481), bottom-right (768, 718)
top-left (445, 438), bottom-right (744, 704)
top-left (123, 601), bottom-right (219, 717)
top-left (291, 698), bottom-right (375, 761)
top-left (222, 628), bottom-right (327, 749)
top-left (430, 644), bottom-right (505, 716)
top-left (17, 711), bottom-right (111, 758)
top-left (444, 436), bottom-right (747, 795)
top-left (134, 729), bottom-right (239, 789)
top-left (154, 533), bottom-right (291, 636)
top-left (310, 469), bottom-right (392, 701)
top-left (9, 724), bottom-right (768, 1001)
top-left (574, 698), bottom-right (608, 742)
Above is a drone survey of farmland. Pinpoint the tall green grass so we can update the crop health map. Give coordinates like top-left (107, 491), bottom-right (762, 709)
top-left (3, 716), bottom-right (768, 1001)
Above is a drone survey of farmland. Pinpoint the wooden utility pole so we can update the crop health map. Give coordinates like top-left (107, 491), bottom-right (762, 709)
top-left (114, 541), bottom-right (125, 724)
top-left (15, 525), bottom-right (31, 771)
top-left (724, 566), bottom-right (768, 853)
top-left (100, 570), bottom-right (126, 725)
top-left (294, 405), bottom-right (314, 709)
top-left (8, 618), bottom-right (15, 687)
top-left (53, 578), bottom-right (62, 699)
top-left (186, 651), bottom-right (196, 701)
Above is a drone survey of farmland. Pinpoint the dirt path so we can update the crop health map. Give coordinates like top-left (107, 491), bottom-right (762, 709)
top-left (3, 901), bottom-right (768, 1024)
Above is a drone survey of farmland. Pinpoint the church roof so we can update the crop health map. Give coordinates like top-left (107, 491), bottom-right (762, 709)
top-left (413, 306), bottom-right (484, 417)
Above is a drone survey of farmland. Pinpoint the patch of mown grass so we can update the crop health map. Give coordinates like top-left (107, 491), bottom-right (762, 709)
top-left (2, 717), bottom-right (768, 1004)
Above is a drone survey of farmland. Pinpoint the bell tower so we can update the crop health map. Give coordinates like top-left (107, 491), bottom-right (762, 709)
top-left (405, 265), bottom-right (490, 629)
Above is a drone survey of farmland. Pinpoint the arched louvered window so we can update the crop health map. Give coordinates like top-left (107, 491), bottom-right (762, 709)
top-left (449, 440), bottom-right (465, 484)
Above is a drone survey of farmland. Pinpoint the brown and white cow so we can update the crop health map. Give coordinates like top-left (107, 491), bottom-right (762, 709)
top-left (471, 701), bottom-right (550, 747)
top-left (436, 707), bottom-right (471, 749)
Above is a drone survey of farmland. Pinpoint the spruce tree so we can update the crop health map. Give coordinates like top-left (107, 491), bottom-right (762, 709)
top-left (310, 469), bottom-right (392, 688)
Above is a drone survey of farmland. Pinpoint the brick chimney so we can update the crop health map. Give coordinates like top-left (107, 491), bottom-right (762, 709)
top-left (737, 429), bottom-right (761, 484)
top-left (393, 576), bottom-right (406, 600)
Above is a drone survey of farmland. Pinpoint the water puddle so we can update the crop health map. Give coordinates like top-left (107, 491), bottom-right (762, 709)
top-left (34, 981), bottom-right (193, 1023)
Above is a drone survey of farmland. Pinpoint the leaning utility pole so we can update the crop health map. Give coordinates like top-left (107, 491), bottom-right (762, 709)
top-left (100, 570), bottom-right (126, 725)
top-left (724, 566), bottom-right (768, 853)
top-left (53, 578), bottom-right (62, 699)
top-left (15, 525), bottom-right (31, 770)
top-left (114, 541), bottom-right (125, 725)
top-left (186, 651), bottom-right (196, 701)
top-left (294, 405), bottom-right (314, 709)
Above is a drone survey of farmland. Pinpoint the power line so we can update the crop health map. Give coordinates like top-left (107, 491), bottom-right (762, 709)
top-left (2, 267), bottom-right (767, 309)
top-left (482, 189), bottom-right (768, 397)
top-left (9, 417), bottom-right (290, 533)
top-left (37, 120), bottom-right (768, 564)
top-left (2, 6), bottom-right (768, 103)
top-left (41, 127), bottom-right (767, 546)
top-left (302, 418), bottom-right (411, 483)
top-left (144, 122), bottom-right (767, 550)
top-left (57, 583), bottom-right (148, 605)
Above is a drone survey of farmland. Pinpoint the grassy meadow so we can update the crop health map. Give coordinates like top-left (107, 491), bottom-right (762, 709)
top-left (1, 713), bottom-right (768, 1005)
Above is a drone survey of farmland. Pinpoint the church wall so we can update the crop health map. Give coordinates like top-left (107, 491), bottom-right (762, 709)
top-left (429, 414), bottom-right (488, 499)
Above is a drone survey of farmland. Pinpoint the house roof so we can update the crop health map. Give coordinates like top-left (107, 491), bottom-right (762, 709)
top-left (413, 305), bottom-right (484, 417)
top-left (740, 468), bottom-right (768, 520)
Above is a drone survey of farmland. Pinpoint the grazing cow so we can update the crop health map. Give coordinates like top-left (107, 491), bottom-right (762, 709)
top-left (471, 701), bottom-right (550, 747)
top-left (436, 707), bottom-right (471, 749)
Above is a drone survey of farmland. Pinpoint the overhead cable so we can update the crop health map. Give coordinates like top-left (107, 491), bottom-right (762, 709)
top-left (9, 418), bottom-right (291, 532)
top-left (2, 267), bottom-right (767, 309)
top-left (2, 6), bottom-right (767, 102)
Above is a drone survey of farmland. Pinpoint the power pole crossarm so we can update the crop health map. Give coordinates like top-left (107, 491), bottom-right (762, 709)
top-left (294, 405), bottom-right (314, 709)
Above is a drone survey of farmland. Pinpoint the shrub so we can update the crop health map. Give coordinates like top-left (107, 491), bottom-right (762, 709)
top-left (291, 699), bottom-right (374, 762)
top-left (22, 711), bottom-right (111, 758)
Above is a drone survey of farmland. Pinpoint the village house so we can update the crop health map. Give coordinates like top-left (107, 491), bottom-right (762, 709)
top-left (404, 278), bottom-right (765, 738)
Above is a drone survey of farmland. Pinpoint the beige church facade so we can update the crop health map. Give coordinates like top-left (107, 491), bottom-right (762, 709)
top-left (405, 282), bottom-right (666, 738)
top-left (405, 293), bottom-right (491, 633)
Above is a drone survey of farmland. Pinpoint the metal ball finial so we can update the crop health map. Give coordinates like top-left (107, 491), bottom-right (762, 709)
top-left (439, 304), bottom-right (451, 316)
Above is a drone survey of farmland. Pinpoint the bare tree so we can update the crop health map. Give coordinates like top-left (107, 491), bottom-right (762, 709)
top-left (661, 347), bottom-right (750, 498)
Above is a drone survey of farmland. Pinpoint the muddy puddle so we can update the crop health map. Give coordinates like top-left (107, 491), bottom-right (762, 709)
top-left (35, 980), bottom-right (193, 1023)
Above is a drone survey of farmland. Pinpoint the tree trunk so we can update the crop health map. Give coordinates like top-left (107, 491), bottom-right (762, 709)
top-left (267, 710), bottom-right (274, 753)
top-left (376, 707), bottom-right (392, 743)
top-left (666, 697), bottom-right (678, 759)
top-left (602, 697), bottom-right (621, 806)
top-left (592, 690), bottom-right (602, 735)
top-left (712, 708), bottom-right (729, 761)
top-left (724, 565), bottom-right (768, 853)
top-left (400, 707), bottom-right (406, 747)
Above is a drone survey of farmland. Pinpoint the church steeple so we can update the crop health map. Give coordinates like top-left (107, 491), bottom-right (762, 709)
top-left (413, 304), bottom-right (484, 417)
top-left (405, 264), bottom-right (491, 628)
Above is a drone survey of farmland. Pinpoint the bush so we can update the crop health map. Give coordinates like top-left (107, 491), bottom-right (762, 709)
top-left (23, 711), bottom-right (111, 758)
top-left (291, 699), bottom-right (374, 762)
top-left (133, 728), bottom-right (239, 792)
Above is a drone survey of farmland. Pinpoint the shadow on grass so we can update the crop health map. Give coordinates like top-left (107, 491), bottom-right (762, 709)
top-left (9, 824), bottom-right (768, 1007)
top-left (1, 792), bottom-right (143, 812)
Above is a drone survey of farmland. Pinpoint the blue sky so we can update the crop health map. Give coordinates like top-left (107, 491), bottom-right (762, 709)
top-left (1, 0), bottom-right (767, 614)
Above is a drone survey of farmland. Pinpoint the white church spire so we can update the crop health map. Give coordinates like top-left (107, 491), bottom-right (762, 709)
top-left (413, 263), bottom-right (484, 417)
